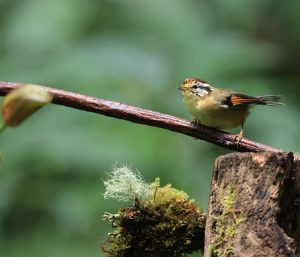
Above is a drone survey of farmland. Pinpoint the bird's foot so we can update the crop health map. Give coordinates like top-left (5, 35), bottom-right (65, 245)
top-left (234, 130), bottom-right (244, 147)
top-left (190, 119), bottom-right (201, 126)
top-left (190, 120), bottom-right (201, 139)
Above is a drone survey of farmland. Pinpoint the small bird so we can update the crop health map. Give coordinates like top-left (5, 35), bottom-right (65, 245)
top-left (178, 78), bottom-right (283, 141)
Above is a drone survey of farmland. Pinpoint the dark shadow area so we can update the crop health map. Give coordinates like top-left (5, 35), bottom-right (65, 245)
top-left (278, 155), bottom-right (300, 256)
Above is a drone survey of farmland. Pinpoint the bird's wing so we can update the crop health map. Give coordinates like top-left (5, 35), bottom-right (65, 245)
top-left (230, 94), bottom-right (259, 106)
top-left (221, 93), bottom-right (259, 108)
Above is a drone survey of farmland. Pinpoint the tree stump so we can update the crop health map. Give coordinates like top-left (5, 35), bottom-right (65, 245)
top-left (204, 152), bottom-right (300, 257)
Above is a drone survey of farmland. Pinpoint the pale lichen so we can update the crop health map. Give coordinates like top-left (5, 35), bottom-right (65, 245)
top-left (102, 167), bottom-right (206, 257)
top-left (103, 166), bottom-right (152, 202)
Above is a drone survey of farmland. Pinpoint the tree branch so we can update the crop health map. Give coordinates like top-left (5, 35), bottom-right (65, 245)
top-left (0, 81), bottom-right (296, 157)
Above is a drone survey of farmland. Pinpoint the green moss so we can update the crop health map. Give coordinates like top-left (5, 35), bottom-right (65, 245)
top-left (102, 177), bottom-right (206, 257)
top-left (210, 183), bottom-right (245, 257)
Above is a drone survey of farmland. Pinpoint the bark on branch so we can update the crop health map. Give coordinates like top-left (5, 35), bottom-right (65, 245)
top-left (0, 81), bottom-right (296, 157)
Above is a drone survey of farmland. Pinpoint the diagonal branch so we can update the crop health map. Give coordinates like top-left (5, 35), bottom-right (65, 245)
top-left (0, 81), bottom-right (293, 156)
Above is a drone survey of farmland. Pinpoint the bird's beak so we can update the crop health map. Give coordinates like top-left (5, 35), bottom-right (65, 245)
top-left (178, 85), bottom-right (184, 91)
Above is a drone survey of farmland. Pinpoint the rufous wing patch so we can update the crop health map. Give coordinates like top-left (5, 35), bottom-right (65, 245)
top-left (230, 94), bottom-right (258, 106)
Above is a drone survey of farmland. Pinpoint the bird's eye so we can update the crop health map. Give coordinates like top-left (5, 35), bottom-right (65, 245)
top-left (192, 84), bottom-right (198, 89)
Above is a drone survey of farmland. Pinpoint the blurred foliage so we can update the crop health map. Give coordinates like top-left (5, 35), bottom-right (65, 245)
top-left (0, 0), bottom-right (299, 257)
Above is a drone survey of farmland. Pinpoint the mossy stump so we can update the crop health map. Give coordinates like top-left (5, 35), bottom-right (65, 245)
top-left (204, 152), bottom-right (300, 257)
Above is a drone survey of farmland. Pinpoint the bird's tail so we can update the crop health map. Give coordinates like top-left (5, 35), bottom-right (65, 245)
top-left (256, 95), bottom-right (284, 106)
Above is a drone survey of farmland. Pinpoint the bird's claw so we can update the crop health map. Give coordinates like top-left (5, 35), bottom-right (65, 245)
top-left (234, 130), bottom-right (244, 147)
top-left (190, 119), bottom-right (201, 125)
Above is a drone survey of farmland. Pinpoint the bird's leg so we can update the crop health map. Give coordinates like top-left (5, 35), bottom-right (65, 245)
top-left (234, 124), bottom-right (244, 145)
top-left (190, 119), bottom-right (202, 140)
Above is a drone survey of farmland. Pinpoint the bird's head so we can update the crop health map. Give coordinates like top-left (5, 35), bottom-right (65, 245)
top-left (178, 78), bottom-right (213, 97)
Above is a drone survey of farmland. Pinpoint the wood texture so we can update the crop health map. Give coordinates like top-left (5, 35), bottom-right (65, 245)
top-left (204, 152), bottom-right (299, 257)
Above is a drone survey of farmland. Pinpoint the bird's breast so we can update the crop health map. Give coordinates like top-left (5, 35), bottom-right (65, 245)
top-left (183, 94), bottom-right (249, 129)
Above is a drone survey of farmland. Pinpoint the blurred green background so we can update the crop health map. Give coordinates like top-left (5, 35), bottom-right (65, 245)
top-left (0, 0), bottom-right (299, 256)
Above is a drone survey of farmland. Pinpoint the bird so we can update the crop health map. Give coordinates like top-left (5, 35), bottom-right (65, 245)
top-left (178, 77), bottom-right (283, 141)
